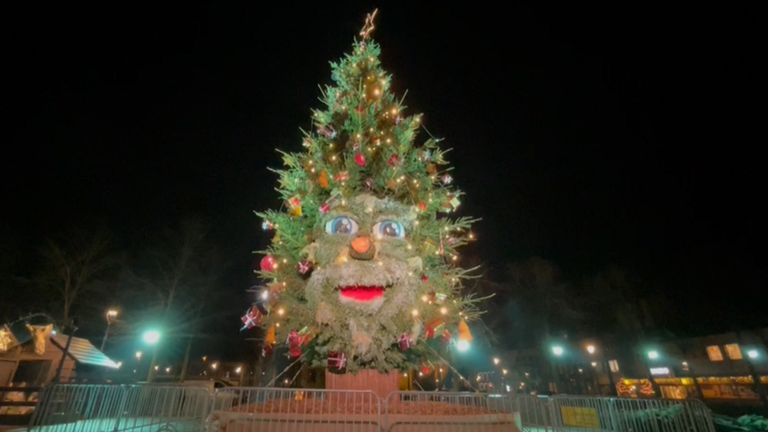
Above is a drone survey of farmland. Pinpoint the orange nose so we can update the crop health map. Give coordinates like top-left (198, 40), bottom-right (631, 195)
top-left (351, 236), bottom-right (372, 254)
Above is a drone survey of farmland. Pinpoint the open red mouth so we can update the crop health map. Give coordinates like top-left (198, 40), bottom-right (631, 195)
top-left (337, 285), bottom-right (385, 302)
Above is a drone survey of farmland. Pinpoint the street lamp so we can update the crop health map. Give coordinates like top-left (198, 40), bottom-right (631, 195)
top-left (586, 344), bottom-right (596, 355)
top-left (142, 329), bottom-right (162, 382)
top-left (747, 349), bottom-right (759, 360)
top-left (142, 330), bottom-right (161, 345)
top-left (100, 308), bottom-right (119, 351)
top-left (647, 350), bottom-right (660, 360)
top-left (493, 357), bottom-right (500, 366)
top-left (135, 351), bottom-right (143, 360)
top-left (551, 345), bottom-right (564, 357)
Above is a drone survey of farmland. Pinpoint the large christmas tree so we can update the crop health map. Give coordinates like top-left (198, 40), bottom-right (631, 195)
top-left (246, 11), bottom-right (482, 374)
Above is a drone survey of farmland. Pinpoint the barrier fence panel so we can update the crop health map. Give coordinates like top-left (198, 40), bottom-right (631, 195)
top-left (28, 384), bottom-right (210, 432)
top-left (27, 384), bottom-right (718, 432)
top-left (384, 391), bottom-right (520, 431)
top-left (208, 386), bottom-right (381, 432)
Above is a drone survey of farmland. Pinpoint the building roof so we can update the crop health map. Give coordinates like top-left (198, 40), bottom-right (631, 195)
top-left (51, 334), bottom-right (120, 369)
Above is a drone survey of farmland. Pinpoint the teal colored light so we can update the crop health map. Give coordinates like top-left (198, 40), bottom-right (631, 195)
top-left (456, 340), bottom-right (470, 352)
top-left (647, 350), bottom-right (659, 360)
top-left (747, 349), bottom-right (759, 359)
top-left (142, 330), bottom-right (161, 345)
top-left (551, 345), bottom-right (564, 357)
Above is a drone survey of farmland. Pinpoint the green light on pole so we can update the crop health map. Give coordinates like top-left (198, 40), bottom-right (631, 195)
top-left (551, 345), bottom-right (564, 357)
top-left (142, 330), bottom-right (161, 345)
top-left (456, 340), bottom-right (470, 352)
top-left (747, 349), bottom-right (759, 360)
top-left (647, 350), bottom-right (659, 360)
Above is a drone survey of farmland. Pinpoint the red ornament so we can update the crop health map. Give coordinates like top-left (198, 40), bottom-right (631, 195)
top-left (287, 330), bottom-right (303, 359)
top-left (387, 154), bottom-right (400, 167)
top-left (319, 202), bottom-right (331, 214)
top-left (417, 202), bottom-right (427, 212)
top-left (441, 329), bottom-right (452, 344)
top-left (421, 274), bottom-right (429, 283)
top-left (334, 171), bottom-right (349, 182)
top-left (354, 152), bottom-right (366, 167)
top-left (420, 365), bottom-right (432, 376)
top-left (259, 255), bottom-right (277, 272)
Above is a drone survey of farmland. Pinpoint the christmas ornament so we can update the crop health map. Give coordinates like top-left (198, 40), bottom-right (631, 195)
top-left (287, 330), bottom-right (303, 358)
top-left (334, 171), bottom-right (349, 182)
top-left (318, 170), bottom-right (330, 189)
top-left (363, 177), bottom-right (375, 190)
top-left (265, 325), bottom-right (276, 346)
top-left (420, 364), bottom-right (432, 376)
top-left (287, 196), bottom-right (303, 218)
top-left (426, 164), bottom-right (437, 175)
top-left (328, 351), bottom-right (347, 373)
top-left (259, 255), bottom-right (277, 273)
top-left (420, 274), bottom-right (429, 283)
top-left (319, 202), bottom-right (331, 214)
top-left (354, 152), bottom-right (366, 167)
top-left (425, 318), bottom-right (444, 339)
top-left (297, 260), bottom-right (314, 279)
top-left (417, 202), bottom-right (427, 212)
top-left (317, 125), bottom-right (336, 139)
top-left (261, 220), bottom-right (274, 231)
top-left (240, 306), bottom-right (263, 331)
top-left (441, 174), bottom-right (453, 185)
top-left (398, 333), bottom-right (412, 351)
top-left (458, 319), bottom-right (473, 343)
top-left (387, 154), bottom-right (400, 167)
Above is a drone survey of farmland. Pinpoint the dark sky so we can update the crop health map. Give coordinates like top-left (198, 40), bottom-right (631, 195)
top-left (4, 3), bottom-right (765, 339)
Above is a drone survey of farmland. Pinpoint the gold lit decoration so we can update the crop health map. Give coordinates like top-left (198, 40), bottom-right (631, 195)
top-left (26, 324), bottom-right (53, 355)
top-left (0, 326), bottom-right (15, 353)
top-left (359, 9), bottom-right (379, 41)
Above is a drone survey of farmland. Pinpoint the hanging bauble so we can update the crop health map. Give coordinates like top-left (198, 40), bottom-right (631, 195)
top-left (327, 351), bottom-right (347, 373)
top-left (363, 177), bottom-right (375, 191)
top-left (287, 330), bottom-right (303, 358)
top-left (421, 274), bottom-right (429, 283)
top-left (334, 171), bottom-right (349, 182)
top-left (420, 364), bottom-right (432, 376)
top-left (240, 306), bottom-right (263, 331)
top-left (398, 333), bottom-right (411, 351)
top-left (261, 220), bottom-right (274, 231)
top-left (426, 164), bottom-right (437, 175)
top-left (319, 202), bottom-right (331, 214)
top-left (318, 170), bottom-right (330, 189)
top-left (297, 260), bottom-right (314, 279)
top-left (260, 255), bottom-right (277, 273)
top-left (387, 154), bottom-right (400, 167)
top-left (458, 319), bottom-right (473, 343)
top-left (287, 196), bottom-right (303, 218)
top-left (354, 152), bottom-right (366, 167)
top-left (441, 174), bottom-right (453, 185)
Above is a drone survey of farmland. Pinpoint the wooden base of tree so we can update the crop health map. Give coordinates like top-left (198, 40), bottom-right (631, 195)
top-left (324, 369), bottom-right (400, 399)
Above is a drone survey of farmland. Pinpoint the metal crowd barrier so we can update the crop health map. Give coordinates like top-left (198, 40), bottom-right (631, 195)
top-left (27, 383), bottom-right (717, 432)
top-left (209, 386), bottom-right (381, 431)
top-left (28, 384), bottom-right (210, 431)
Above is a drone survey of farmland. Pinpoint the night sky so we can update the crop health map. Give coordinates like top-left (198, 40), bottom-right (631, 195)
top-left (4, 3), bottom-right (765, 345)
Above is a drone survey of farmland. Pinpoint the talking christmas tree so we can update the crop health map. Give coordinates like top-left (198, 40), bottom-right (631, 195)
top-left (246, 10), bottom-right (481, 375)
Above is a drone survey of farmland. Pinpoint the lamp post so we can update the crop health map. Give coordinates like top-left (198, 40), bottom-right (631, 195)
top-left (550, 345), bottom-right (565, 394)
top-left (100, 309), bottom-right (119, 351)
top-left (142, 329), bottom-right (161, 382)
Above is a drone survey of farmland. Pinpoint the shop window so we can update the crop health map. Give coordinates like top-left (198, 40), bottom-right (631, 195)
top-left (608, 359), bottom-right (620, 373)
top-left (724, 343), bottom-right (742, 360)
top-left (706, 345), bottom-right (724, 362)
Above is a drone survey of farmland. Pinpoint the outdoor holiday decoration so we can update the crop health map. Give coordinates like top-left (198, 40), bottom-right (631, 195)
top-left (0, 326), bottom-right (14, 353)
top-left (249, 11), bottom-right (483, 373)
top-left (26, 324), bottom-right (52, 355)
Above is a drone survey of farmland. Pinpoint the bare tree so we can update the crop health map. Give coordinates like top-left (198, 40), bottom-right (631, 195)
top-left (36, 231), bottom-right (116, 325)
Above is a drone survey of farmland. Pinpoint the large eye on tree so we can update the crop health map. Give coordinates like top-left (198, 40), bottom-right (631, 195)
top-left (374, 220), bottom-right (405, 239)
top-left (325, 216), bottom-right (359, 235)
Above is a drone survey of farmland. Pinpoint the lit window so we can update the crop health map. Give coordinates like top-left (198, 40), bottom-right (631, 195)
top-left (609, 359), bottom-right (620, 373)
top-left (706, 345), bottom-right (724, 361)
top-left (725, 344), bottom-right (742, 360)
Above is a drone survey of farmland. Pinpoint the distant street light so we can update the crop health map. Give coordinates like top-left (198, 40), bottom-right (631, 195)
top-left (493, 357), bottom-right (500, 366)
top-left (456, 340), bottom-right (470, 352)
top-left (647, 350), bottom-right (660, 360)
top-left (551, 345), bottom-right (564, 357)
top-left (135, 351), bottom-right (143, 360)
top-left (747, 349), bottom-right (759, 360)
top-left (502, 369), bottom-right (508, 376)
top-left (586, 344), bottom-right (596, 355)
top-left (142, 330), bottom-right (161, 345)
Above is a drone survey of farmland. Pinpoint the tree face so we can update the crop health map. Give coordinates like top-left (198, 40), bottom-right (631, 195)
top-left (306, 194), bottom-right (420, 356)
